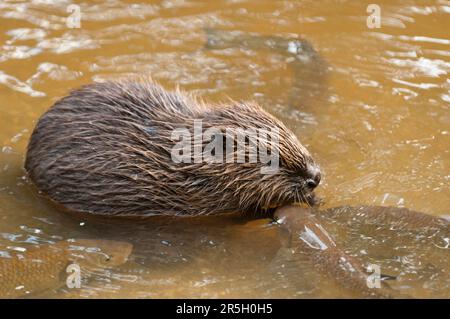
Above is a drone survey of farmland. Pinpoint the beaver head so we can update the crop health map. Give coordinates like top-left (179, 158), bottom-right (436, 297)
top-left (175, 101), bottom-right (321, 214)
top-left (25, 79), bottom-right (320, 217)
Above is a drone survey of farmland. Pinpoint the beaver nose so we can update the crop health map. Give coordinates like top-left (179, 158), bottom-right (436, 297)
top-left (306, 178), bottom-right (319, 189)
top-left (305, 165), bottom-right (321, 189)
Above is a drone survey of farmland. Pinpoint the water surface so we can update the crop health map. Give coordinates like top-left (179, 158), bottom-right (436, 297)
top-left (0, 0), bottom-right (449, 298)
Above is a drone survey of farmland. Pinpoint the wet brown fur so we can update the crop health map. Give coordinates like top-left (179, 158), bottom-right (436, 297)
top-left (25, 78), bottom-right (320, 217)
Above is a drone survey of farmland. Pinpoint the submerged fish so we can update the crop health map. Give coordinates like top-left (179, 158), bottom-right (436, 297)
top-left (204, 28), bottom-right (328, 108)
top-left (0, 239), bottom-right (133, 298)
top-left (315, 206), bottom-right (450, 298)
top-left (319, 205), bottom-right (449, 230)
top-left (205, 28), bottom-right (319, 58)
top-left (274, 205), bottom-right (397, 298)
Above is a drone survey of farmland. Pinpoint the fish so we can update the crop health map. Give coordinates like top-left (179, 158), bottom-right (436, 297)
top-left (319, 205), bottom-right (450, 230)
top-left (0, 239), bottom-right (133, 298)
top-left (274, 205), bottom-right (397, 298)
top-left (204, 28), bottom-right (328, 109)
top-left (204, 28), bottom-right (320, 60)
top-left (314, 206), bottom-right (450, 298)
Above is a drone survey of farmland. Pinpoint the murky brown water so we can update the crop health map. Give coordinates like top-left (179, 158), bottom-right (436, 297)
top-left (0, 0), bottom-right (449, 298)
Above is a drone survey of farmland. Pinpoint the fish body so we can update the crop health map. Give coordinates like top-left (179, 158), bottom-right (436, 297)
top-left (275, 205), bottom-right (395, 298)
top-left (0, 239), bottom-right (132, 298)
top-left (204, 28), bottom-right (319, 62)
top-left (204, 28), bottom-right (328, 108)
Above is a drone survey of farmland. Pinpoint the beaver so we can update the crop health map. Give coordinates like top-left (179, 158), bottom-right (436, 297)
top-left (25, 78), bottom-right (321, 217)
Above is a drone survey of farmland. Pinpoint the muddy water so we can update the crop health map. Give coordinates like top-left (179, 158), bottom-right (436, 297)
top-left (0, 0), bottom-right (449, 298)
